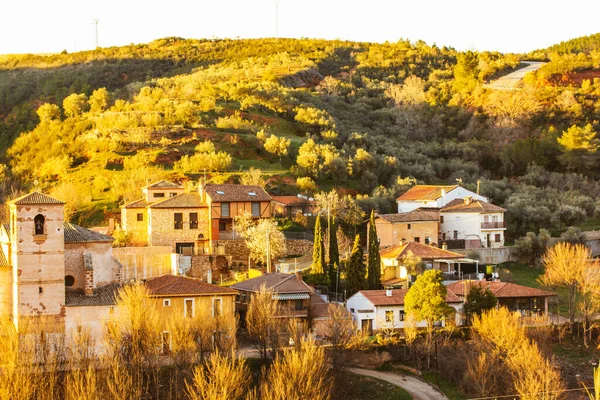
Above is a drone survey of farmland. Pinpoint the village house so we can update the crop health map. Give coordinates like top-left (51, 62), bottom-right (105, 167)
top-left (446, 280), bottom-right (556, 320)
top-left (121, 181), bottom-right (272, 254)
top-left (371, 210), bottom-right (439, 247)
top-left (346, 289), bottom-right (463, 333)
top-left (271, 195), bottom-right (317, 218)
top-left (396, 185), bottom-right (487, 213)
top-left (439, 197), bottom-right (507, 248)
top-left (379, 241), bottom-right (477, 289)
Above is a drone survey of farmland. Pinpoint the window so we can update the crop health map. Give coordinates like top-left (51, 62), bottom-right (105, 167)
top-left (34, 214), bottom-right (45, 235)
top-left (136, 213), bottom-right (144, 222)
top-left (295, 299), bottom-right (303, 311)
top-left (442, 233), bottom-right (446, 240)
top-left (170, 192), bottom-right (177, 197)
top-left (453, 230), bottom-right (458, 239)
top-left (350, 308), bottom-right (355, 313)
top-left (248, 191), bottom-right (257, 196)
top-left (413, 237), bottom-right (420, 243)
top-left (221, 203), bottom-right (230, 217)
top-left (385, 310), bottom-right (394, 323)
top-left (39, 286), bottom-right (43, 294)
top-left (216, 190), bottom-right (225, 195)
top-left (219, 221), bottom-right (226, 232)
top-left (189, 213), bottom-right (198, 229)
top-left (212, 298), bottom-right (222, 317)
top-left (483, 215), bottom-right (490, 223)
top-left (407, 224), bottom-right (411, 229)
top-left (251, 202), bottom-right (260, 217)
top-left (174, 213), bottom-right (183, 230)
top-left (425, 237), bottom-right (430, 245)
top-left (440, 216), bottom-right (444, 223)
top-left (163, 299), bottom-right (171, 307)
top-left (399, 310), bottom-right (405, 321)
top-left (65, 275), bottom-right (75, 287)
top-left (154, 193), bottom-right (165, 198)
top-left (495, 234), bottom-right (501, 242)
top-left (184, 299), bottom-right (194, 318)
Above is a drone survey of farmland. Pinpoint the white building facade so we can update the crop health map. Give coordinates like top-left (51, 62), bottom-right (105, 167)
top-left (397, 185), bottom-right (487, 213)
top-left (440, 198), bottom-right (506, 248)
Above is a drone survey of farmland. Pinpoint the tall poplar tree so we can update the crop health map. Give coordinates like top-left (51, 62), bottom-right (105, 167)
top-left (311, 216), bottom-right (325, 276)
top-left (367, 210), bottom-right (381, 290)
top-left (328, 216), bottom-right (340, 290)
top-left (346, 235), bottom-right (366, 296)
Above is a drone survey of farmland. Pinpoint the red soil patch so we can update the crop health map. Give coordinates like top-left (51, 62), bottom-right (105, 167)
top-left (549, 70), bottom-right (600, 86)
top-left (154, 150), bottom-right (181, 165)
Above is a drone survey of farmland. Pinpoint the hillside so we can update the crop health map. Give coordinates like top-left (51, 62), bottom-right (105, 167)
top-left (1, 36), bottom-right (600, 240)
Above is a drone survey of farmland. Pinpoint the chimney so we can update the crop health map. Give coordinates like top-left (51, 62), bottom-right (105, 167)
top-left (386, 288), bottom-right (393, 297)
top-left (464, 196), bottom-right (472, 205)
top-left (108, 218), bottom-right (115, 233)
top-left (207, 269), bottom-right (213, 284)
top-left (295, 270), bottom-right (303, 282)
top-left (442, 242), bottom-right (448, 250)
top-left (84, 267), bottom-right (94, 296)
top-left (198, 182), bottom-right (206, 203)
top-left (146, 178), bottom-right (151, 188)
top-left (441, 189), bottom-right (446, 197)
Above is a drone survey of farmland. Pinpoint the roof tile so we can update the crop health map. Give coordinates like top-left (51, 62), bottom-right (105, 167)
top-left (397, 185), bottom-right (457, 201)
top-left (379, 242), bottom-right (464, 260)
top-left (146, 180), bottom-right (183, 189)
top-left (441, 198), bottom-right (506, 213)
top-left (145, 275), bottom-right (237, 296)
top-left (359, 288), bottom-right (462, 306)
top-left (11, 192), bottom-right (65, 205)
top-left (65, 283), bottom-right (121, 307)
top-left (204, 184), bottom-right (272, 202)
top-left (64, 223), bottom-right (114, 243)
top-left (149, 193), bottom-right (207, 209)
top-left (445, 281), bottom-right (556, 298)
top-left (230, 273), bottom-right (313, 294)
top-left (377, 210), bottom-right (439, 223)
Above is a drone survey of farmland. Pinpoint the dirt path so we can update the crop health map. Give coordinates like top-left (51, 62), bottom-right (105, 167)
top-left (348, 368), bottom-right (449, 400)
top-left (485, 61), bottom-right (545, 90)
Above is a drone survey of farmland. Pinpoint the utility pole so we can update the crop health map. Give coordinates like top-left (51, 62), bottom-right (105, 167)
top-left (92, 18), bottom-right (99, 49)
top-left (266, 225), bottom-right (271, 273)
top-left (275, 0), bottom-right (280, 38)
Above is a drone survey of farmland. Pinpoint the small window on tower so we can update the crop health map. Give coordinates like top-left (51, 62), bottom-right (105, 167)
top-left (39, 286), bottom-right (43, 294)
top-left (137, 213), bottom-right (144, 222)
top-left (34, 214), bottom-right (45, 235)
top-left (65, 275), bottom-right (75, 287)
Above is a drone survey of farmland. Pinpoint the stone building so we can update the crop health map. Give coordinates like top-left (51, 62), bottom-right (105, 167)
top-left (0, 192), bottom-right (121, 334)
top-left (122, 181), bottom-right (272, 253)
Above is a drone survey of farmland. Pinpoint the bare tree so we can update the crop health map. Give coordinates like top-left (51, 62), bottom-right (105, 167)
top-left (186, 351), bottom-right (251, 400)
top-left (246, 284), bottom-right (281, 360)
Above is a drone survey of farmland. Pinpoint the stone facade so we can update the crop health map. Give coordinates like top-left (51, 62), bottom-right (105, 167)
top-left (65, 242), bottom-right (121, 291)
top-left (121, 208), bottom-right (148, 246)
top-left (148, 207), bottom-right (210, 249)
top-left (187, 254), bottom-right (234, 281)
top-left (213, 239), bottom-right (313, 266)
top-left (11, 201), bottom-right (66, 318)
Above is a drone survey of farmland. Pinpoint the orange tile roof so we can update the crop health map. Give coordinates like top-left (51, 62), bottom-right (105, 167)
top-left (145, 275), bottom-right (237, 296)
top-left (204, 184), bottom-right (272, 202)
top-left (11, 191), bottom-right (65, 205)
top-left (445, 280), bottom-right (556, 298)
top-left (379, 242), bottom-right (464, 261)
top-left (230, 273), bottom-right (313, 294)
top-left (397, 185), bottom-right (457, 201)
top-left (359, 288), bottom-right (462, 306)
top-left (377, 209), bottom-right (439, 223)
top-left (441, 199), bottom-right (506, 213)
top-left (272, 195), bottom-right (316, 206)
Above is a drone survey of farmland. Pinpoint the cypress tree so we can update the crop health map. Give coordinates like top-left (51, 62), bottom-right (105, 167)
top-left (346, 234), bottom-right (366, 296)
top-left (367, 210), bottom-right (381, 290)
top-left (311, 216), bottom-right (325, 275)
top-left (328, 216), bottom-right (339, 290)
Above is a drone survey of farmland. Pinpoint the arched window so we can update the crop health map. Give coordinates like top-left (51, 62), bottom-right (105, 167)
top-left (34, 214), bottom-right (45, 235)
top-left (65, 275), bottom-right (75, 287)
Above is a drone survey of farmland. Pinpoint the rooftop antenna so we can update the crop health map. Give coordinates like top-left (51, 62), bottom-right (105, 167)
top-left (92, 18), bottom-right (99, 49)
top-left (455, 178), bottom-right (463, 187)
top-left (274, 0), bottom-right (280, 38)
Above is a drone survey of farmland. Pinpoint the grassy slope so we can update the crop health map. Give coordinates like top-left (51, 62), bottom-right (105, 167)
top-left (341, 375), bottom-right (412, 400)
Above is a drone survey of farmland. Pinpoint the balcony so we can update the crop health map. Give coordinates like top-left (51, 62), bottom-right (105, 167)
top-left (275, 309), bottom-right (309, 318)
top-left (481, 221), bottom-right (506, 230)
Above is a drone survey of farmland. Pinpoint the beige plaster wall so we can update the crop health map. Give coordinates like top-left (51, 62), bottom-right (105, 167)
top-left (122, 208), bottom-right (149, 246)
top-left (65, 242), bottom-right (121, 289)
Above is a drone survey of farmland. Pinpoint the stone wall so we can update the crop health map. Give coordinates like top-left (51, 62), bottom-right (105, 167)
top-left (148, 207), bottom-right (209, 250)
top-left (113, 246), bottom-right (173, 281)
top-left (187, 254), bottom-right (234, 282)
top-left (454, 246), bottom-right (517, 265)
top-left (213, 239), bottom-right (313, 266)
top-left (65, 242), bottom-right (121, 290)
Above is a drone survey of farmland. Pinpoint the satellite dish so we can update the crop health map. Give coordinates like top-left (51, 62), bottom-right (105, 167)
top-left (308, 197), bottom-right (314, 201)
top-left (297, 194), bottom-right (303, 198)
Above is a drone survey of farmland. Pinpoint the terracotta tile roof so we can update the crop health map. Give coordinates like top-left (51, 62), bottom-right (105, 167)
top-left (359, 288), bottom-right (462, 306)
top-left (145, 274), bottom-right (237, 296)
top-left (0, 247), bottom-right (9, 268)
top-left (377, 210), bottom-right (439, 223)
top-left (441, 198), bottom-right (506, 213)
top-left (272, 195), bottom-right (316, 206)
top-left (10, 191), bottom-right (65, 205)
top-left (149, 193), bottom-right (207, 209)
top-left (231, 273), bottom-right (313, 294)
top-left (379, 242), bottom-right (464, 261)
top-left (397, 185), bottom-right (457, 201)
top-left (124, 198), bottom-right (149, 209)
top-left (65, 283), bottom-right (121, 307)
top-left (446, 281), bottom-right (556, 298)
top-left (64, 223), bottom-right (114, 243)
top-left (204, 184), bottom-right (272, 202)
top-left (146, 180), bottom-right (183, 189)
top-left (309, 293), bottom-right (351, 319)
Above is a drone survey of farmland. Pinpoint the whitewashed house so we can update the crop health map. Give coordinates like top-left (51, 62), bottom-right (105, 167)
top-left (396, 185), bottom-right (487, 213)
top-left (345, 289), bottom-right (463, 333)
top-left (439, 197), bottom-right (506, 248)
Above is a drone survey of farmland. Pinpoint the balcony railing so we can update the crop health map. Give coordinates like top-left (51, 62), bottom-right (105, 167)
top-left (481, 221), bottom-right (506, 229)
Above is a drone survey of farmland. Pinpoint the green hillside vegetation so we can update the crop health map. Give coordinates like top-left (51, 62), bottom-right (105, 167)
top-left (1, 35), bottom-right (600, 239)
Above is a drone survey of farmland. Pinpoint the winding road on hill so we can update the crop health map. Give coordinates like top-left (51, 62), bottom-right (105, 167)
top-left (348, 367), bottom-right (449, 400)
top-left (485, 61), bottom-right (546, 90)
